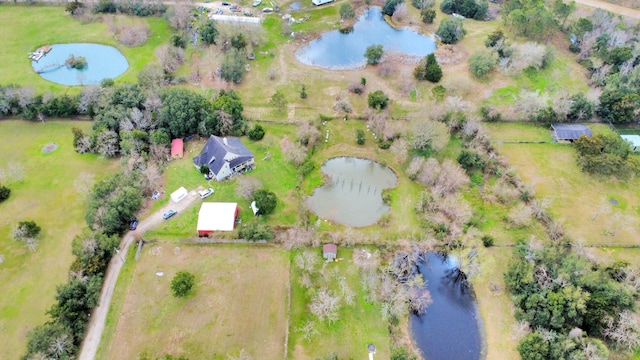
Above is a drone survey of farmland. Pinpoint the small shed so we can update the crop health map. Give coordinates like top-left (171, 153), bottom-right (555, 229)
top-left (323, 244), bottom-right (337, 260)
top-left (170, 187), bottom-right (188, 203)
top-left (197, 202), bottom-right (239, 236)
top-left (621, 135), bottom-right (640, 152)
top-left (551, 124), bottom-right (593, 142)
top-left (171, 138), bottom-right (184, 159)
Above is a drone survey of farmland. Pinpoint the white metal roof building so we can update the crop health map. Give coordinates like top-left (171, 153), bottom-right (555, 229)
top-left (197, 202), bottom-right (239, 236)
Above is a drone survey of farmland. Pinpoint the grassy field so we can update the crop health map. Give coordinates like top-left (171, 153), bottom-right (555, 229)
top-left (288, 248), bottom-right (390, 359)
top-left (486, 123), bottom-right (640, 246)
top-left (97, 243), bottom-right (289, 360)
top-left (0, 120), bottom-right (116, 359)
top-left (0, 4), bottom-right (171, 93)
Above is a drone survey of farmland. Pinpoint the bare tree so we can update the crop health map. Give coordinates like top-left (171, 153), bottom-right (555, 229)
top-left (216, 110), bottom-right (234, 136)
top-left (432, 160), bottom-right (469, 196)
top-left (116, 25), bottom-right (150, 47)
top-left (295, 250), bottom-right (318, 272)
top-left (339, 277), bottom-right (355, 305)
top-left (76, 136), bottom-right (93, 154)
top-left (515, 90), bottom-right (549, 120)
top-left (48, 334), bottom-right (73, 358)
top-left (392, 3), bottom-right (408, 23)
top-left (310, 288), bottom-right (341, 323)
top-left (25, 238), bottom-right (39, 252)
top-left (236, 176), bottom-right (263, 200)
top-left (276, 227), bottom-right (316, 250)
top-left (156, 45), bottom-right (185, 75)
top-left (410, 120), bottom-right (450, 152)
top-left (603, 310), bottom-right (640, 350)
top-left (77, 86), bottom-right (101, 115)
top-left (406, 157), bottom-right (426, 180)
top-left (297, 122), bottom-right (321, 148)
top-left (296, 320), bottom-right (318, 342)
top-left (511, 321), bottom-right (531, 341)
top-left (166, 3), bottom-right (193, 30)
top-left (334, 97), bottom-right (353, 113)
top-left (95, 129), bottom-right (119, 157)
top-left (507, 203), bottom-right (534, 228)
top-left (389, 138), bottom-right (409, 163)
top-left (377, 61), bottom-right (397, 77)
top-left (280, 136), bottom-right (307, 166)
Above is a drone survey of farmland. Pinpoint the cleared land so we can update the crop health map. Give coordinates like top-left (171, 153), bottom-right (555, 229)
top-left (0, 120), bottom-right (116, 360)
top-left (487, 123), bottom-right (640, 247)
top-left (98, 244), bottom-right (289, 359)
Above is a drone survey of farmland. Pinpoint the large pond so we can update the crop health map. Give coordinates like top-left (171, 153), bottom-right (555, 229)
top-left (411, 253), bottom-right (483, 360)
top-left (31, 43), bottom-right (129, 86)
top-left (306, 157), bottom-right (397, 227)
top-left (295, 7), bottom-right (436, 69)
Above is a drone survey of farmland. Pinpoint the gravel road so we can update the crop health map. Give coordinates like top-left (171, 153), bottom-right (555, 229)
top-left (78, 189), bottom-right (201, 360)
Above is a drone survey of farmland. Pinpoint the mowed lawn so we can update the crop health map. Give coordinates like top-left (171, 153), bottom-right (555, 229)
top-left (0, 4), bottom-right (170, 93)
top-left (0, 120), bottom-right (116, 360)
top-left (486, 123), bottom-right (640, 246)
top-left (98, 244), bottom-right (290, 360)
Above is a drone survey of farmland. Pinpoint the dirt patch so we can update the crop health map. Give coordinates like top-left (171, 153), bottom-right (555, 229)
top-left (42, 142), bottom-right (58, 153)
top-left (435, 44), bottom-right (466, 65)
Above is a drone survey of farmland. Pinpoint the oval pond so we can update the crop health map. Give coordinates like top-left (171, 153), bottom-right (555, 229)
top-left (295, 7), bottom-right (436, 69)
top-left (411, 253), bottom-right (483, 360)
top-left (306, 157), bottom-right (397, 227)
top-left (32, 43), bottom-right (129, 86)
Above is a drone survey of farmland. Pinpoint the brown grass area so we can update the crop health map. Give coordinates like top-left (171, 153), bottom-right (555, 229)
top-left (101, 244), bottom-right (289, 359)
top-left (474, 247), bottom-right (520, 360)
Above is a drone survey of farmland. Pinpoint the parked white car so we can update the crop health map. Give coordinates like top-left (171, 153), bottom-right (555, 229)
top-left (199, 188), bottom-right (214, 199)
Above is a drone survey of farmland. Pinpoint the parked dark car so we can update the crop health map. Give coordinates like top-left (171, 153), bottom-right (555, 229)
top-left (163, 209), bottom-right (177, 220)
top-left (129, 218), bottom-right (139, 230)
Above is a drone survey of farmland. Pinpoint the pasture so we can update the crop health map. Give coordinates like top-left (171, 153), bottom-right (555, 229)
top-left (97, 243), bottom-right (290, 360)
top-left (0, 120), bottom-right (116, 359)
top-left (486, 123), bottom-right (640, 247)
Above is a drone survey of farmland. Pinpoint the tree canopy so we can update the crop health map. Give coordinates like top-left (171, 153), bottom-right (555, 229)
top-left (254, 189), bottom-right (278, 215)
top-left (364, 45), bottom-right (384, 65)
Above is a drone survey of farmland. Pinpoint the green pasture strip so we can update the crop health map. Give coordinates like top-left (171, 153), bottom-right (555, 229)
top-left (0, 119), bottom-right (116, 359)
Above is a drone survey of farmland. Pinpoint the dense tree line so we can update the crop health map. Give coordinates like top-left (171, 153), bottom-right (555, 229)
top-left (506, 240), bottom-right (639, 359)
top-left (93, 0), bottom-right (166, 16)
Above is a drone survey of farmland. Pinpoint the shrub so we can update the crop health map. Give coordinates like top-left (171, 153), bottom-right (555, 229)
top-left (340, 3), bottom-right (355, 19)
top-left (421, 8), bottom-right (436, 23)
top-left (481, 235), bottom-right (494, 247)
top-left (364, 45), bottom-right (384, 65)
top-left (348, 81), bottom-right (365, 94)
top-left (300, 160), bottom-right (316, 177)
top-left (254, 189), bottom-right (278, 215)
top-left (300, 84), bottom-right (308, 99)
top-left (457, 150), bottom-right (485, 171)
top-left (247, 124), bottom-right (265, 140)
top-left (485, 29), bottom-right (504, 48)
top-left (13, 220), bottom-right (41, 240)
top-left (432, 85), bottom-right (446, 101)
top-left (480, 106), bottom-right (502, 122)
top-left (368, 90), bottom-right (390, 109)
top-left (356, 129), bottom-right (366, 145)
top-left (171, 271), bottom-right (195, 298)
top-left (436, 18), bottom-right (466, 44)
top-left (415, 54), bottom-right (442, 82)
top-left (0, 184), bottom-right (11, 203)
top-left (469, 50), bottom-right (497, 79)
top-left (238, 220), bottom-right (274, 241)
top-left (199, 19), bottom-right (218, 45)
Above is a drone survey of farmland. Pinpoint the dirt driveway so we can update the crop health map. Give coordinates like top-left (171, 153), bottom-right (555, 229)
top-left (78, 189), bottom-right (201, 360)
top-left (574, 0), bottom-right (640, 19)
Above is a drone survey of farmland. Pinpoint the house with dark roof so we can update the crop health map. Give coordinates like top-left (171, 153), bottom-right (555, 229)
top-left (193, 135), bottom-right (254, 181)
top-left (550, 124), bottom-right (593, 142)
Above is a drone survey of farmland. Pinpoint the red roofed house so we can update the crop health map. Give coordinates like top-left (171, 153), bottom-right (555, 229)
top-left (197, 202), bottom-right (239, 236)
top-left (171, 138), bottom-right (184, 159)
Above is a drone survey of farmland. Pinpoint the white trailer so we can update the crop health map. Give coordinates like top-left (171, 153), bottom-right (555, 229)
top-left (312, 0), bottom-right (334, 6)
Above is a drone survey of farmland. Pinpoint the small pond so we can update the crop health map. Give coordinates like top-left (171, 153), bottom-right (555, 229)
top-left (306, 157), bottom-right (397, 227)
top-left (32, 43), bottom-right (129, 86)
top-left (295, 7), bottom-right (436, 69)
top-left (411, 253), bottom-right (483, 360)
